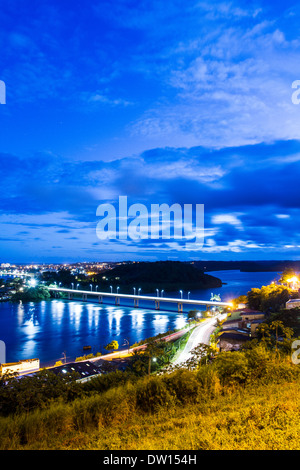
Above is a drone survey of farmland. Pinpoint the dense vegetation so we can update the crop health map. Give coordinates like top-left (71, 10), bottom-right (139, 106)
top-left (92, 261), bottom-right (222, 293)
top-left (1, 341), bottom-right (300, 450)
top-left (39, 261), bottom-right (222, 293)
top-left (10, 286), bottom-right (51, 301)
top-left (194, 260), bottom-right (300, 272)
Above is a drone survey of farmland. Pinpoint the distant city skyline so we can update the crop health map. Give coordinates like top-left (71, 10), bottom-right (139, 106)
top-left (1, 1), bottom-right (300, 263)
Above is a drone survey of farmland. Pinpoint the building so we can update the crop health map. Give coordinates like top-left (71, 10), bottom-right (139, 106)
top-left (47, 360), bottom-right (103, 382)
top-left (218, 332), bottom-right (251, 351)
top-left (218, 309), bottom-right (266, 351)
top-left (0, 358), bottom-right (40, 376)
top-left (286, 299), bottom-right (300, 309)
top-left (250, 319), bottom-right (265, 336)
top-left (221, 318), bottom-right (244, 330)
top-left (240, 310), bottom-right (265, 323)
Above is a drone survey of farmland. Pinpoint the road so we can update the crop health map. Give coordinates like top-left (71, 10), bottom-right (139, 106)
top-left (172, 314), bottom-right (226, 366)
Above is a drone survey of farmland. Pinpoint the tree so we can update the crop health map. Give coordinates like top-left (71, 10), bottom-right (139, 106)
top-left (104, 340), bottom-right (119, 352)
top-left (269, 320), bottom-right (294, 355)
top-left (144, 340), bottom-right (166, 376)
top-left (214, 351), bottom-right (249, 386)
top-left (129, 340), bottom-right (167, 377)
top-left (231, 295), bottom-right (247, 309)
top-left (279, 268), bottom-right (297, 285)
top-left (247, 288), bottom-right (262, 310)
top-left (184, 343), bottom-right (217, 370)
top-left (256, 322), bottom-right (271, 346)
top-left (11, 285), bottom-right (51, 301)
top-left (247, 285), bottom-right (291, 312)
top-left (0, 369), bottom-right (81, 416)
top-left (188, 309), bottom-right (201, 321)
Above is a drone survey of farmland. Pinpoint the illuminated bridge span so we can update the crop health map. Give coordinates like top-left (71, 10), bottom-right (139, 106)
top-left (48, 287), bottom-right (232, 313)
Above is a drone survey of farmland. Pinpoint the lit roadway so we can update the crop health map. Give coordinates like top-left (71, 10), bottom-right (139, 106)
top-left (48, 287), bottom-right (232, 312)
top-left (172, 314), bottom-right (227, 365)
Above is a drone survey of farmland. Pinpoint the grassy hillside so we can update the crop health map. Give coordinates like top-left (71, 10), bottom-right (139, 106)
top-left (1, 346), bottom-right (300, 450)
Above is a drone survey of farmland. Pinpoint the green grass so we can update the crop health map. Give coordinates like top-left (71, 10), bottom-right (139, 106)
top-left (1, 349), bottom-right (300, 450)
top-left (1, 379), bottom-right (300, 450)
top-left (226, 311), bottom-right (242, 321)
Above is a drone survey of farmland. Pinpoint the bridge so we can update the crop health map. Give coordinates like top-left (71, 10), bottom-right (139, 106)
top-left (48, 287), bottom-right (232, 313)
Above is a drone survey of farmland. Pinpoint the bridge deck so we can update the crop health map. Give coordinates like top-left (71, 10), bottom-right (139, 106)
top-left (48, 287), bottom-right (231, 307)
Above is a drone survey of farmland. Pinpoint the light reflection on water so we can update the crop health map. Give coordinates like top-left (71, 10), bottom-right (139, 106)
top-left (0, 300), bottom-right (188, 365)
top-left (0, 270), bottom-right (280, 366)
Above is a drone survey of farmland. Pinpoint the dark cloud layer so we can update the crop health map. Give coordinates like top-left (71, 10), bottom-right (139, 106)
top-left (1, 139), bottom-right (300, 260)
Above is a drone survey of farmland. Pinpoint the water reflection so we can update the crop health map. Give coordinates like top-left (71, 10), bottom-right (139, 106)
top-left (2, 300), bottom-right (190, 364)
top-left (152, 314), bottom-right (169, 336)
top-left (130, 309), bottom-right (145, 331)
top-left (17, 301), bottom-right (25, 326)
top-left (174, 316), bottom-right (187, 330)
top-left (107, 308), bottom-right (123, 335)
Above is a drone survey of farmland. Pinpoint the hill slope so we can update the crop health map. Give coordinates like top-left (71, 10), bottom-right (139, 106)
top-left (98, 261), bottom-right (222, 293)
top-left (1, 363), bottom-right (300, 450)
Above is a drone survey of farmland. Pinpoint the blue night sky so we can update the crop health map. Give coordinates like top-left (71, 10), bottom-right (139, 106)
top-left (1, 0), bottom-right (300, 263)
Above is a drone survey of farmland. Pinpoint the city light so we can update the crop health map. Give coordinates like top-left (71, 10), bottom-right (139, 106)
top-left (286, 276), bottom-right (299, 290)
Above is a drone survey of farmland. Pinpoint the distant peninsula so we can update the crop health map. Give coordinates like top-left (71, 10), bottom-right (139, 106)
top-left (193, 260), bottom-right (300, 272)
top-left (97, 261), bottom-right (222, 294)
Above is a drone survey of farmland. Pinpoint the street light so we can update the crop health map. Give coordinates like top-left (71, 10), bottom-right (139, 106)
top-left (123, 338), bottom-right (130, 354)
top-left (133, 287), bottom-right (136, 295)
top-left (156, 289), bottom-right (159, 297)
top-left (77, 283), bottom-right (80, 289)
top-left (180, 290), bottom-right (183, 299)
top-left (138, 288), bottom-right (141, 295)
top-left (161, 289), bottom-right (164, 297)
top-left (188, 291), bottom-right (190, 300)
top-left (90, 284), bottom-right (92, 291)
top-left (117, 286), bottom-right (119, 293)
top-left (71, 283), bottom-right (74, 289)
top-left (96, 285), bottom-right (98, 292)
top-left (148, 356), bottom-right (157, 376)
top-left (110, 285), bottom-right (113, 293)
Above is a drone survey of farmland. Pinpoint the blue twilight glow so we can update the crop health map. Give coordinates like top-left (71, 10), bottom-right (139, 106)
top-left (1, 1), bottom-right (300, 262)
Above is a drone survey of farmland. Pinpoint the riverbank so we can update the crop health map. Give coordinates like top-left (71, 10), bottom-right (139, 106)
top-left (0, 270), bottom-right (281, 366)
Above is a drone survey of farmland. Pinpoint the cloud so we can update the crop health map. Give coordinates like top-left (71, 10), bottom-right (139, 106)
top-left (211, 214), bottom-right (243, 229)
top-left (2, 138), bottom-right (300, 259)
